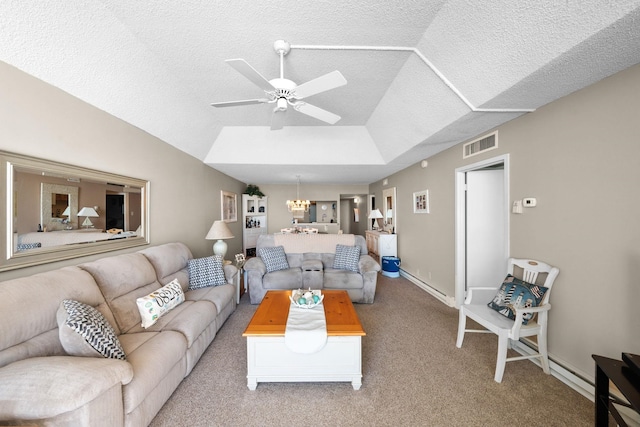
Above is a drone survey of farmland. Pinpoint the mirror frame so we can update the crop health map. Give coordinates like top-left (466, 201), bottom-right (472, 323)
top-left (1, 151), bottom-right (149, 272)
top-left (42, 183), bottom-right (79, 229)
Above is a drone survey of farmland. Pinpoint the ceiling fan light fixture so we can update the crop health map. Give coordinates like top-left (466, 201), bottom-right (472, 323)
top-left (275, 97), bottom-right (288, 111)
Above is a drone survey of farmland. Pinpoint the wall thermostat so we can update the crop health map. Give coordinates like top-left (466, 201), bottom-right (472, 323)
top-left (523, 198), bottom-right (537, 207)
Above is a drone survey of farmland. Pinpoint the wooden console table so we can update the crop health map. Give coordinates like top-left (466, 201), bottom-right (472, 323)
top-left (593, 354), bottom-right (640, 426)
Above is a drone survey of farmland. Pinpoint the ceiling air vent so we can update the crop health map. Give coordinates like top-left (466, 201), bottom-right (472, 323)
top-left (463, 132), bottom-right (498, 159)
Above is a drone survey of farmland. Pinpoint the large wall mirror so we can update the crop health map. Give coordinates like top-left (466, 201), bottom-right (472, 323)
top-left (1, 151), bottom-right (149, 272)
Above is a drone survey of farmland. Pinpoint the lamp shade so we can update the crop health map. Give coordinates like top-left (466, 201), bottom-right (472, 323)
top-left (77, 207), bottom-right (98, 217)
top-left (206, 220), bottom-right (234, 240)
top-left (368, 209), bottom-right (383, 219)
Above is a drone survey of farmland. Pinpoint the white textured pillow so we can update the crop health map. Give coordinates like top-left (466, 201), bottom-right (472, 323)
top-left (57, 299), bottom-right (126, 360)
top-left (136, 279), bottom-right (185, 328)
top-left (188, 255), bottom-right (226, 289)
top-left (259, 246), bottom-right (289, 272)
top-left (333, 244), bottom-right (361, 272)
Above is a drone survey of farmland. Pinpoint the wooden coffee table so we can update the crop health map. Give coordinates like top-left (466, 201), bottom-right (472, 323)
top-left (242, 290), bottom-right (366, 390)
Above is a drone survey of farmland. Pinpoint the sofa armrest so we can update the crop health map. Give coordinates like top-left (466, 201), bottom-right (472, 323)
top-left (244, 256), bottom-right (266, 275)
top-left (358, 254), bottom-right (381, 274)
top-left (0, 355), bottom-right (132, 420)
top-left (223, 263), bottom-right (239, 284)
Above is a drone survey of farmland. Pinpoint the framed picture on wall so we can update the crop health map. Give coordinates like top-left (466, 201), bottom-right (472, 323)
top-left (221, 191), bottom-right (237, 222)
top-left (413, 190), bottom-right (430, 214)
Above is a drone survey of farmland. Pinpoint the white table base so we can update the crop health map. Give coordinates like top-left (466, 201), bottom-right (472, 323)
top-left (246, 335), bottom-right (362, 390)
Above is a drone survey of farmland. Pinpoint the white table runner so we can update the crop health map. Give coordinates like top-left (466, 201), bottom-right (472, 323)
top-left (284, 304), bottom-right (328, 354)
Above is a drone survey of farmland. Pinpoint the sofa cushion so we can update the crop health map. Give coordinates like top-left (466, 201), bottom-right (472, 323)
top-left (80, 253), bottom-right (161, 334)
top-left (117, 331), bottom-right (187, 414)
top-left (333, 244), bottom-right (361, 272)
top-left (323, 269), bottom-right (364, 290)
top-left (57, 300), bottom-right (126, 360)
top-left (259, 246), bottom-right (289, 272)
top-left (136, 279), bottom-right (185, 328)
top-left (188, 255), bottom-right (226, 289)
top-left (139, 242), bottom-right (192, 286)
top-left (263, 268), bottom-right (302, 290)
top-left (186, 283), bottom-right (235, 315)
top-left (487, 274), bottom-right (549, 325)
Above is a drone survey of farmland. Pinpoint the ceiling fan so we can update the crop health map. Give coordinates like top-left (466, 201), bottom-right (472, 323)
top-left (211, 40), bottom-right (347, 130)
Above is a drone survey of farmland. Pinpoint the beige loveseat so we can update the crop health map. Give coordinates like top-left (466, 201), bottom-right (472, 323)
top-left (244, 233), bottom-right (380, 304)
top-left (0, 242), bottom-right (237, 427)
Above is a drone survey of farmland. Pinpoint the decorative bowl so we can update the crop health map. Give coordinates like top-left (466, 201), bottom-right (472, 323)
top-left (289, 289), bottom-right (324, 309)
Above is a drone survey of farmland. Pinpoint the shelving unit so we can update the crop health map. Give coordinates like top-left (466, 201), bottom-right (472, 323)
top-left (242, 195), bottom-right (267, 257)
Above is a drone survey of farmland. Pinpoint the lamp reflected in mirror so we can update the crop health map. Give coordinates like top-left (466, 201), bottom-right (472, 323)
top-left (78, 207), bottom-right (99, 228)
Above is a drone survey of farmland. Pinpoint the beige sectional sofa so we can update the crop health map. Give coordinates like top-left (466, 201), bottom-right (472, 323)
top-left (0, 242), bottom-right (237, 427)
top-left (244, 233), bottom-right (380, 304)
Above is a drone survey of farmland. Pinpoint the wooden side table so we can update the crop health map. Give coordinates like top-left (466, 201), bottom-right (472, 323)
top-left (593, 354), bottom-right (640, 426)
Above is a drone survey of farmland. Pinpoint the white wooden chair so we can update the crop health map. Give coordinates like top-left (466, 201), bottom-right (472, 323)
top-left (456, 257), bottom-right (560, 382)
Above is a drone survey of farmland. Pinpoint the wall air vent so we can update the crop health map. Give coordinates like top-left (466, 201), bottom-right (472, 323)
top-left (463, 132), bottom-right (498, 159)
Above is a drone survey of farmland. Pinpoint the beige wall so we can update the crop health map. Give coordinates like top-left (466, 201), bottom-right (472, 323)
top-left (381, 63), bottom-right (640, 380)
top-left (0, 61), bottom-right (245, 280)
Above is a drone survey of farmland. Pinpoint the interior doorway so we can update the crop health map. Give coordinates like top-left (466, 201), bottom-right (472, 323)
top-left (454, 154), bottom-right (510, 307)
top-left (106, 194), bottom-right (125, 230)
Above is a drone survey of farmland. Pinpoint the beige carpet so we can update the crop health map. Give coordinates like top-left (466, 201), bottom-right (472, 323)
top-left (150, 274), bottom-right (593, 427)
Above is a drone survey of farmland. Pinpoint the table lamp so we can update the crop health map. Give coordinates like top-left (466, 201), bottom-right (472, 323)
top-left (206, 220), bottom-right (234, 259)
top-left (368, 209), bottom-right (383, 230)
top-left (77, 206), bottom-right (99, 228)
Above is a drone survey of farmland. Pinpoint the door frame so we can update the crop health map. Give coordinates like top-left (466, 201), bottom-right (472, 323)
top-left (454, 154), bottom-right (510, 308)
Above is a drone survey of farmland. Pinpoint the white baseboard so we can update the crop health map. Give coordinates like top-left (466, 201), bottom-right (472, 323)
top-left (401, 269), bottom-right (598, 403)
top-left (510, 340), bottom-right (594, 401)
top-left (399, 269), bottom-right (456, 307)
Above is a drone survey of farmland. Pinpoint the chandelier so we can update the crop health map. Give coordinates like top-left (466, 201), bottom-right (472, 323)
top-left (286, 176), bottom-right (310, 216)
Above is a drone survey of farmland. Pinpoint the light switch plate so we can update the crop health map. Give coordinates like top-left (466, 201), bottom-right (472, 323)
top-left (523, 198), bottom-right (537, 207)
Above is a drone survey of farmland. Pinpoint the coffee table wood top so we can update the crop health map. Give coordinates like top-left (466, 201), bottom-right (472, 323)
top-left (243, 290), bottom-right (365, 337)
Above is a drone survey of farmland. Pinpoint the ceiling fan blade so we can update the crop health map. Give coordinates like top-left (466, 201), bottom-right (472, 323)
top-left (211, 98), bottom-right (269, 108)
top-left (293, 70), bottom-right (347, 99)
top-left (294, 102), bottom-right (341, 125)
top-left (225, 59), bottom-right (275, 92)
top-left (271, 109), bottom-right (285, 130)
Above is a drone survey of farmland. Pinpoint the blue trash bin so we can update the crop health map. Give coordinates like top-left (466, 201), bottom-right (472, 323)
top-left (381, 256), bottom-right (401, 278)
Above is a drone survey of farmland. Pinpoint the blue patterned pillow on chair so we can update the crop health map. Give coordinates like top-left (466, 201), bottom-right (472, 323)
top-left (188, 255), bottom-right (226, 289)
top-left (487, 274), bottom-right (549, 325)
top-left (333, 244), bottom-right (361, 272)
top-left (259, 246), bottom-right (290, 272)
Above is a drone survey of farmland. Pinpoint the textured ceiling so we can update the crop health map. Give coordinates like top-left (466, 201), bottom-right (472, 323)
top-left (2, 1), bottom-right (640, 184)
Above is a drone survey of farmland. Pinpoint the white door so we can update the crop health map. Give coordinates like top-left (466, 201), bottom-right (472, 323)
top-left (465, 168), bottom-right (507, 291)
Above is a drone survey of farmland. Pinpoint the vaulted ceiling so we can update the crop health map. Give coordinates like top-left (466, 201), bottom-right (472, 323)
top-left (2, 1), bottom-right (640, 184)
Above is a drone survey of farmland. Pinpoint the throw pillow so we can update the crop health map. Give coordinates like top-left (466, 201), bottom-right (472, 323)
top-left (57, 299), bottom-right (126, 360)
top-left (259, 246), bottom-right (289, 272)
top-left (487, 274), bottom-right (549, 325)
top-left (333, 244), bottom-right (361, 272)
top-left (188, 255), bottom-right (226, 290)
top-left (136, 279), bottom-right (185, 328)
